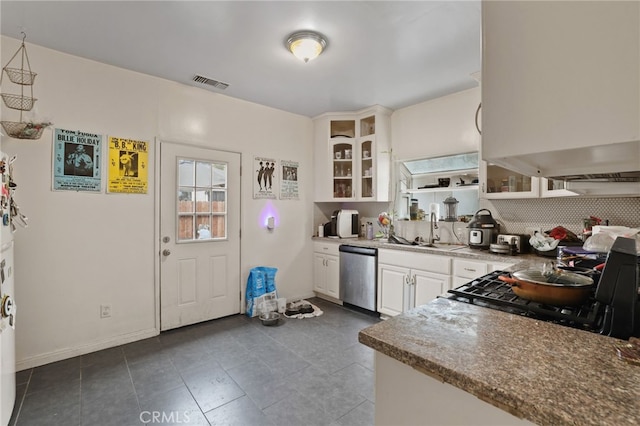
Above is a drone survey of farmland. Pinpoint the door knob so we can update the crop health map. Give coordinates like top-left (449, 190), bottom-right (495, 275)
top-left (162, 249), bottom-right (171, 257)
top-left (1, 295), bottom-right (14, 317)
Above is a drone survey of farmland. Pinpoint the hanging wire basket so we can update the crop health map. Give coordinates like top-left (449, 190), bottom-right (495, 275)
top-left (1, 93), bottom-right (36, 111)
top-left (0, 33), bottom-right (48, 140)
top-left (3, 67), bottom-right (37, 85)
top-left (0, 121), bottom-right (46, 140)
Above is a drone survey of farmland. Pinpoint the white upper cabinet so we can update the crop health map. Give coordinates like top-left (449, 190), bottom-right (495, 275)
top-left (391, 88), bottom-right (480, 161)
top-left (479, 161), bottom-right (579, 199)
top-left (314, 106), bottom-right (391, 202)
top-left (481, 1), bottom-right (640, 178)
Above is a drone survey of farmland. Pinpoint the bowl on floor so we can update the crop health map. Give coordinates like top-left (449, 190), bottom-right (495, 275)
top-left (259, 311), bottom-right (281, 326)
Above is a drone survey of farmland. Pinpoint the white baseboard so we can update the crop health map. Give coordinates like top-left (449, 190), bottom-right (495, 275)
top-left (16, 327), bottom-right (159, 371)
top-left (289, 292), bottom-right (318, 302)
top-left (313, 293), bottom-right (343, 305)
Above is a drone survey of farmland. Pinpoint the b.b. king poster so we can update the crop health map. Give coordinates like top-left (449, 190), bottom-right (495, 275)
top-left (53, 128), bottom-right (102, 192)
top-left (107, 136), bottom-right (148, 194)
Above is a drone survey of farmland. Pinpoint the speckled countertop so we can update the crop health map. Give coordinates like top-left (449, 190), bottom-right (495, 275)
top-left (313, 236), bottom-right (543, 266)
top-left (359, 298), bottom-right (640, 425)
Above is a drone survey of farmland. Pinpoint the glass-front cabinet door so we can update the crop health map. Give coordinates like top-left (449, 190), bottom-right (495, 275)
top-left (330, 119), bottom-right (356, 199)
top-left (359, 138), bottom-right (374, 199)
top-left (358, 115), bottom-right (376, 199)
top-left (480, 162), bottom-right (539, 199)
top-left (480, 162), bottom-right (577, 199)
top-left (540, 178), bottom-right (578, 198)
top-left (332, 140), bottom-right (355, 199)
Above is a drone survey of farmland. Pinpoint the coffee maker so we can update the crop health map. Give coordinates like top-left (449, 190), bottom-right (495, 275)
top-left (323, 210), bottom-right (339, 237)
top-left (596, 236), bottom-right (640, 339)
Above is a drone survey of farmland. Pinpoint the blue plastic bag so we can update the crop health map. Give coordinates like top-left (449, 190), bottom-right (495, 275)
top-left (260, 266), bottom-right (278, 293)
top-left (246, 266), bottom-right (277, 317)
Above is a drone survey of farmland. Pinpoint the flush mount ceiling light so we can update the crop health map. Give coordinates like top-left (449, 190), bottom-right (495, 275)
top-left (286, 31), bottom-right (327, 63)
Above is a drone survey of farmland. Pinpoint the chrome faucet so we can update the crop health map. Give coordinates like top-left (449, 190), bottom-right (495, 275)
top-left (428, 212), bottom-right (440, 245)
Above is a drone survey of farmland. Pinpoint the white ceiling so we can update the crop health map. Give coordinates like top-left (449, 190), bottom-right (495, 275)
top-left (0, 1), bottom-right (481, 118)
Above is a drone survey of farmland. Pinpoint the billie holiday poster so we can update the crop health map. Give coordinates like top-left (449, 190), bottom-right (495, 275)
top-left (254, 156), bottom-right (277, 199)
top-left (53, 128), bottom-right (102, 192)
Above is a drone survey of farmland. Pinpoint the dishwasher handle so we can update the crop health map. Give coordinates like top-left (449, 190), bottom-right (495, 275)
top-left (339, 245), bottom-right (377, 256)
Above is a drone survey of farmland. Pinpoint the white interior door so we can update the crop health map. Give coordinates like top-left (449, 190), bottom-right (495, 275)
top-left (160, 142), bottom-right (241, 331)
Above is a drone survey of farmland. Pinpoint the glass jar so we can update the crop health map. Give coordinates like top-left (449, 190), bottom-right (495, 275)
top-left (410, 199), bottom-right (419, 220)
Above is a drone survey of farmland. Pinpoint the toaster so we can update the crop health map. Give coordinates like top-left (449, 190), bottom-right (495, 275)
top-left (495, 234), bottom-right (530, 254)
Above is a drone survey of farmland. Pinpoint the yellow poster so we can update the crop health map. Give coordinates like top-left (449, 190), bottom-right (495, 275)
top-left (107, 136), bottom-right (148, 194)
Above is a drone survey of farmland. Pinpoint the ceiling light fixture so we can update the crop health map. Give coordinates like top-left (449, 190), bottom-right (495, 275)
top-left (286, 31), bottom-right (327, 63)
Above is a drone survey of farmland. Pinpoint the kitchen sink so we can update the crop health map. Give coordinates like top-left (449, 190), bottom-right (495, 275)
top-left (383, 241), bottom-right (467, 252)
top-left (414, 243), bottom-right (468, 251)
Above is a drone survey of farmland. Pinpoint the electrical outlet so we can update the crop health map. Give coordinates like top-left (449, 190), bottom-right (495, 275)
top-left (524, 227), bottom-right (542, 237)
top-left (100, 304), bottom-right (111, 318)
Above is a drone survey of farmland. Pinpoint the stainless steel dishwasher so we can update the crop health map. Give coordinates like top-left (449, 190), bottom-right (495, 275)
top-left (339, 245), bottom-right (378, 312)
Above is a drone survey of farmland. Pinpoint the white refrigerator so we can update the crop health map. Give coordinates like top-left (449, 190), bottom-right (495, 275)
top-left (0, 151), bottom-right (16, 426)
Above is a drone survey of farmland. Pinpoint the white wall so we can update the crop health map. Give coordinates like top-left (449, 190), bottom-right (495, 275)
top-left (390, 87), bottom-right (481, 161)
top-left (0, 36), bottom-right (314, 369)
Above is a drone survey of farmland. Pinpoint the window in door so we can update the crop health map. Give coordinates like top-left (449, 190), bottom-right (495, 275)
top-left (177, 158), bottom-right (227, 241)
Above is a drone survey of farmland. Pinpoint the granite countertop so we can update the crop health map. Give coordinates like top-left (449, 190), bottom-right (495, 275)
top-left (313, 236), bottom-right (543, 266)
top-left (359, 298), bottom-right (640, 425)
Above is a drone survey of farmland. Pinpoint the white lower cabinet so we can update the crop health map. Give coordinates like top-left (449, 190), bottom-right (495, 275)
top-left (452, 258), bottom-right (516, 287)
top-left (313, 242), bottom-right (340, 299)
top-left (489, 261), bottom-right (517, 273)
top-left (377, 249), bottom-right (451, 317)
top-left (452, 258), bottom-right (488, 287)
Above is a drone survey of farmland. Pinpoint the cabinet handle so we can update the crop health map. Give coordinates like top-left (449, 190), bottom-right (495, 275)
top-left (464, 267), bottom-right (477, 272)
top-left (412, 275), bottom-right (416, 285)
top-left (475, 102), bottom-right (482, 135)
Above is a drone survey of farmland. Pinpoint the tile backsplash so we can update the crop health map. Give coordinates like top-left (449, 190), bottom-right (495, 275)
top-left (318, 197), bottom-right (639, 243)
top-left (480, 197), bottom-right (640, 236)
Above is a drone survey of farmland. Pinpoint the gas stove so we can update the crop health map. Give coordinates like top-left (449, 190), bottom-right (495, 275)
top-left (449, 238), bottom-right (640, 340)
top-left (447, 270), bottom-right (605, 333)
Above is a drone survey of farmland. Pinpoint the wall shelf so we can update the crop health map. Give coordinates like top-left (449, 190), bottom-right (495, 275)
top-left (403, 184), bottom-right (479, 195)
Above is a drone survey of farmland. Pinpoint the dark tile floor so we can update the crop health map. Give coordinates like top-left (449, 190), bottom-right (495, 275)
top-left (10, 298), bottom-right (379, 426)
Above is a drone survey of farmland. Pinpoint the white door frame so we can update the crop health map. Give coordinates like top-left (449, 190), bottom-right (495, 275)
top-left (153, 137), bottom-right (242, 332)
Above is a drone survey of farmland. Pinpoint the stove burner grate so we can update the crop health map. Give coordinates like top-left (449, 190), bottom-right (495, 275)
top-left (448, 271), bottom-right (604, 331)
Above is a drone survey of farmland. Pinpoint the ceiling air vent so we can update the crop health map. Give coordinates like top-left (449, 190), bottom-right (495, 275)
top-left (192, 75), bottom-right (229, 90)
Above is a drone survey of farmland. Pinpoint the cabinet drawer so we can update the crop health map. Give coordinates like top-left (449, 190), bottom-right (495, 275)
top-left (378, 249), bottom-right (451, 275)
top-left (313, 241), bottom-right (340, 256)
top-left (452, 275), bottom-right (472, 288)
top-left (489, 262), bottom-right (516, 273)
top-left (453, 259), bottom-right (488, 279)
